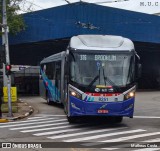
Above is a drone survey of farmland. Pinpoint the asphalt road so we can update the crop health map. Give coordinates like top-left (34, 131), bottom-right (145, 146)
top-left (0, 91), bottom-right (160, 151)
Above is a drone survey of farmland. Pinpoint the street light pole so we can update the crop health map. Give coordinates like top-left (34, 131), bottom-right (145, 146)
top-left (2, 0), bottom-right (13, 117)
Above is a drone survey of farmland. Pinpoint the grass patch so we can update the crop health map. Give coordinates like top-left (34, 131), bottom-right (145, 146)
top-left (1, 103), bottom-right (18, 113)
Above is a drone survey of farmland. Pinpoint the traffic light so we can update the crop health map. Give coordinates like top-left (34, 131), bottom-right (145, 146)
top-left (5, 64), bottom-right (12, 76)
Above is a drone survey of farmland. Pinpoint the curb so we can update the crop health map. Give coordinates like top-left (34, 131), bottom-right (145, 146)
top-left (0, 101), bottom-right (34, 122)
top-left (0, 119), bottom-right (9, 123)
top-left (10, 105), bottom-right (34, 121)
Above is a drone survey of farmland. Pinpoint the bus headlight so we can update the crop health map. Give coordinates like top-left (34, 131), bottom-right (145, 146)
top-left (124, 90), bottom-right (135, 100)
top-left (70, 90), bottom-right (82, 100)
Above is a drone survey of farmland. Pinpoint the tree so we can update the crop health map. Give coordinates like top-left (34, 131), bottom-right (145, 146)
top-left (0, 0), bottom-right (27, 35)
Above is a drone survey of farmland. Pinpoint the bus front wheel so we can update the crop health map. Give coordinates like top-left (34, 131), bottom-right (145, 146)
top-left (115, 116), bottom-right (123, 123)
top-left (67, 116), bottom-right (76, 123)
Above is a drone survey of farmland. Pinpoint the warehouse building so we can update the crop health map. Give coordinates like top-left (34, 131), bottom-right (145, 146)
top-left (7, 2), bottom-right (160, 89)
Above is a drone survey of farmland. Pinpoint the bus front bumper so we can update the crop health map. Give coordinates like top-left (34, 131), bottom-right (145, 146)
top-left (69, 96), bottom-right (134, 117)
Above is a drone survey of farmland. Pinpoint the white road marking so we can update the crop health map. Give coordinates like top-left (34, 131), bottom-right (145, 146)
top-left (134, 116), bottom-right (160, 119)
top-left (35, 114), bottom-right (66, 117)
top-left (0, 117), bottom-right (59, 125)
top-left (84, 132), bottom-right (160, 148)
top-left (101, 148), bottom-right (118, 150)
top-left (27, 116), bottom-right (49, 120)
top-left (48, 127), bottom-right (127, 140)
top-left (99, 136), bottom-right (160, 150)
top-left (21, 125), bottom-right (76, 133)
top-left (21, 123), bottom-right (86, 133)
top-left (10, 122), bottom-right (69, 130)
top-left (0, 118), bottom-right (62, 128)
top-left (143, 138), bottom-right (160, 142)
top-left (64, 129), bottom-right (146, 142)
top-left (34, 128), bottom-right (83, 136)
top-left (132, 148), bottom-right (160, 151)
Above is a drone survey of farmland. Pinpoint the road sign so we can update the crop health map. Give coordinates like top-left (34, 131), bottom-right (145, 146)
top-left (3, 87), bottom-right (17, 102)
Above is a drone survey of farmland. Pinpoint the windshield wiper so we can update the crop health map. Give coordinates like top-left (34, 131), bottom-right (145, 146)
top-left (102, 68), bottom-right (121, 92)
top-left (86, 75), bottom-right (99, 91)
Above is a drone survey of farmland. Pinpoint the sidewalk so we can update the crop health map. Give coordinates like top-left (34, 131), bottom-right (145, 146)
top-left (0, 99), bottom-right (34, 122)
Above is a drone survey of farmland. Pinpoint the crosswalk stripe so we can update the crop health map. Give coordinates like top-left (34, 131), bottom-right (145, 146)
top-left (0, 118), bottom-right (66, 128)
top-left (64, 129), bottom-right (146, 142)
top-left (10, 122), bottom-right (69, 130)
top-left (99, 137), bottom-right (160, 150)
top-left (134, 116), bottom-right (160, 119)
top-left (27, 116), bottom-right (48, 120)
top-left (101, 148), bottom-right (118, 150)
top-left (100, 132), bottom-right (160, 142)
top-left (35, 114), bottom-right (66, 117)
top-left (21, 125), bottom-right (75, 133)
top-left (132, 148), bottom-right (160, 151)
top-left (48, 127), bottom-right (127, 140)
top-left (143, 138), bottom-right (160, 142)
top-left (20, 123), bottom-right (87, 133)
top-left (102, 148), bottom-right (160, 151)
top-left (34, 128), bottom-right (83, 136)
top-left (36, 127), bottom-right (126, 137)
top-left (84, 132), bottom-right (160, 147)
top-left (0, 117), bottom-right (59, 125)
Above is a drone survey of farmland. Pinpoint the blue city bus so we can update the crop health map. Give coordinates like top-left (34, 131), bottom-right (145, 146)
top-left (39, 35), bottom-right (141, 123)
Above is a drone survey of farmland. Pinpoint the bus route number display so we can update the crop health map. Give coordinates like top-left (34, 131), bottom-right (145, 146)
top-left (80, 54), bottom-right (116, 61)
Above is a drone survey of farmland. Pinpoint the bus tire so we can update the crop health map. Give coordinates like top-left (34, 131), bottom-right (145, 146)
top-left (115, 116), bottom-right (123, 123)
top-left (67, 116), bottom-right (76, 123)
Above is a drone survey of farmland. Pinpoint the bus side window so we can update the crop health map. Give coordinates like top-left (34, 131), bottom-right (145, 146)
top-left (46, 63), bottom-right (54, 79)
top-left (55, 62), bottom-right (61, 100)
top-left (52, 62), bottom-right (55, 80)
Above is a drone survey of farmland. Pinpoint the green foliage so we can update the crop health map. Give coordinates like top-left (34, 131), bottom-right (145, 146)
top-left (0, 0), bottom-right (26, 35)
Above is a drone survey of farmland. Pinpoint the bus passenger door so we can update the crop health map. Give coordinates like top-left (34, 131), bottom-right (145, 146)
top-left (55, 62), bottom-right (61, 102)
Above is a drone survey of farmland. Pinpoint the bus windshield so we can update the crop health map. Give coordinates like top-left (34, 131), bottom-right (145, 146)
top-left (70, 51), bottom-right (135, 87)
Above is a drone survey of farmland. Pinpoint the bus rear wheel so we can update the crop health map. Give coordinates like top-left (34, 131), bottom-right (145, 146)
top-left (47, 96), bottom-right (52, 105)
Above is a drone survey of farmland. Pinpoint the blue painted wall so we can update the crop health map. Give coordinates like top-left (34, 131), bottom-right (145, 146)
top-left (8, 2), bottom-right (160, 45)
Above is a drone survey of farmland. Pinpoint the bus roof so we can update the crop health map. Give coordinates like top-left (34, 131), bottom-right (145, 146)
top-left (40, 51), bottom-right (66, 64)
top-left (69, 35), bottom-right (134, 51)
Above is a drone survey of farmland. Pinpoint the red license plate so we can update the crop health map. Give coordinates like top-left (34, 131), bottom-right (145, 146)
top-left (98, 109), bottom-right (108, 113)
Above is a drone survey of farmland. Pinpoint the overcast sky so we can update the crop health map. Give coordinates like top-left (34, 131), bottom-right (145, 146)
top-left (21, 0), bottom-right (160, 14)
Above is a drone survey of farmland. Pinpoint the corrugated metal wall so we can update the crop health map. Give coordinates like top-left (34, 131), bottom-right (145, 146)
top-left (9, 2), bottom-right (160, 44)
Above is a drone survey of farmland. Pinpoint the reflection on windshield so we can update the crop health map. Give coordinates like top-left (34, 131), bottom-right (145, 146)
top-left (70, 52), bottom-right (134, 87)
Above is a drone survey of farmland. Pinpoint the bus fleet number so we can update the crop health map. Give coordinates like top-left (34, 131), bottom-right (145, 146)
top-left (99, 97), bottom-right (108, 102)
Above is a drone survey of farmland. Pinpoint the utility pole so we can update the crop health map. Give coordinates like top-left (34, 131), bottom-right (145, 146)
top-left (2, 0), bottom-right (13, 117)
